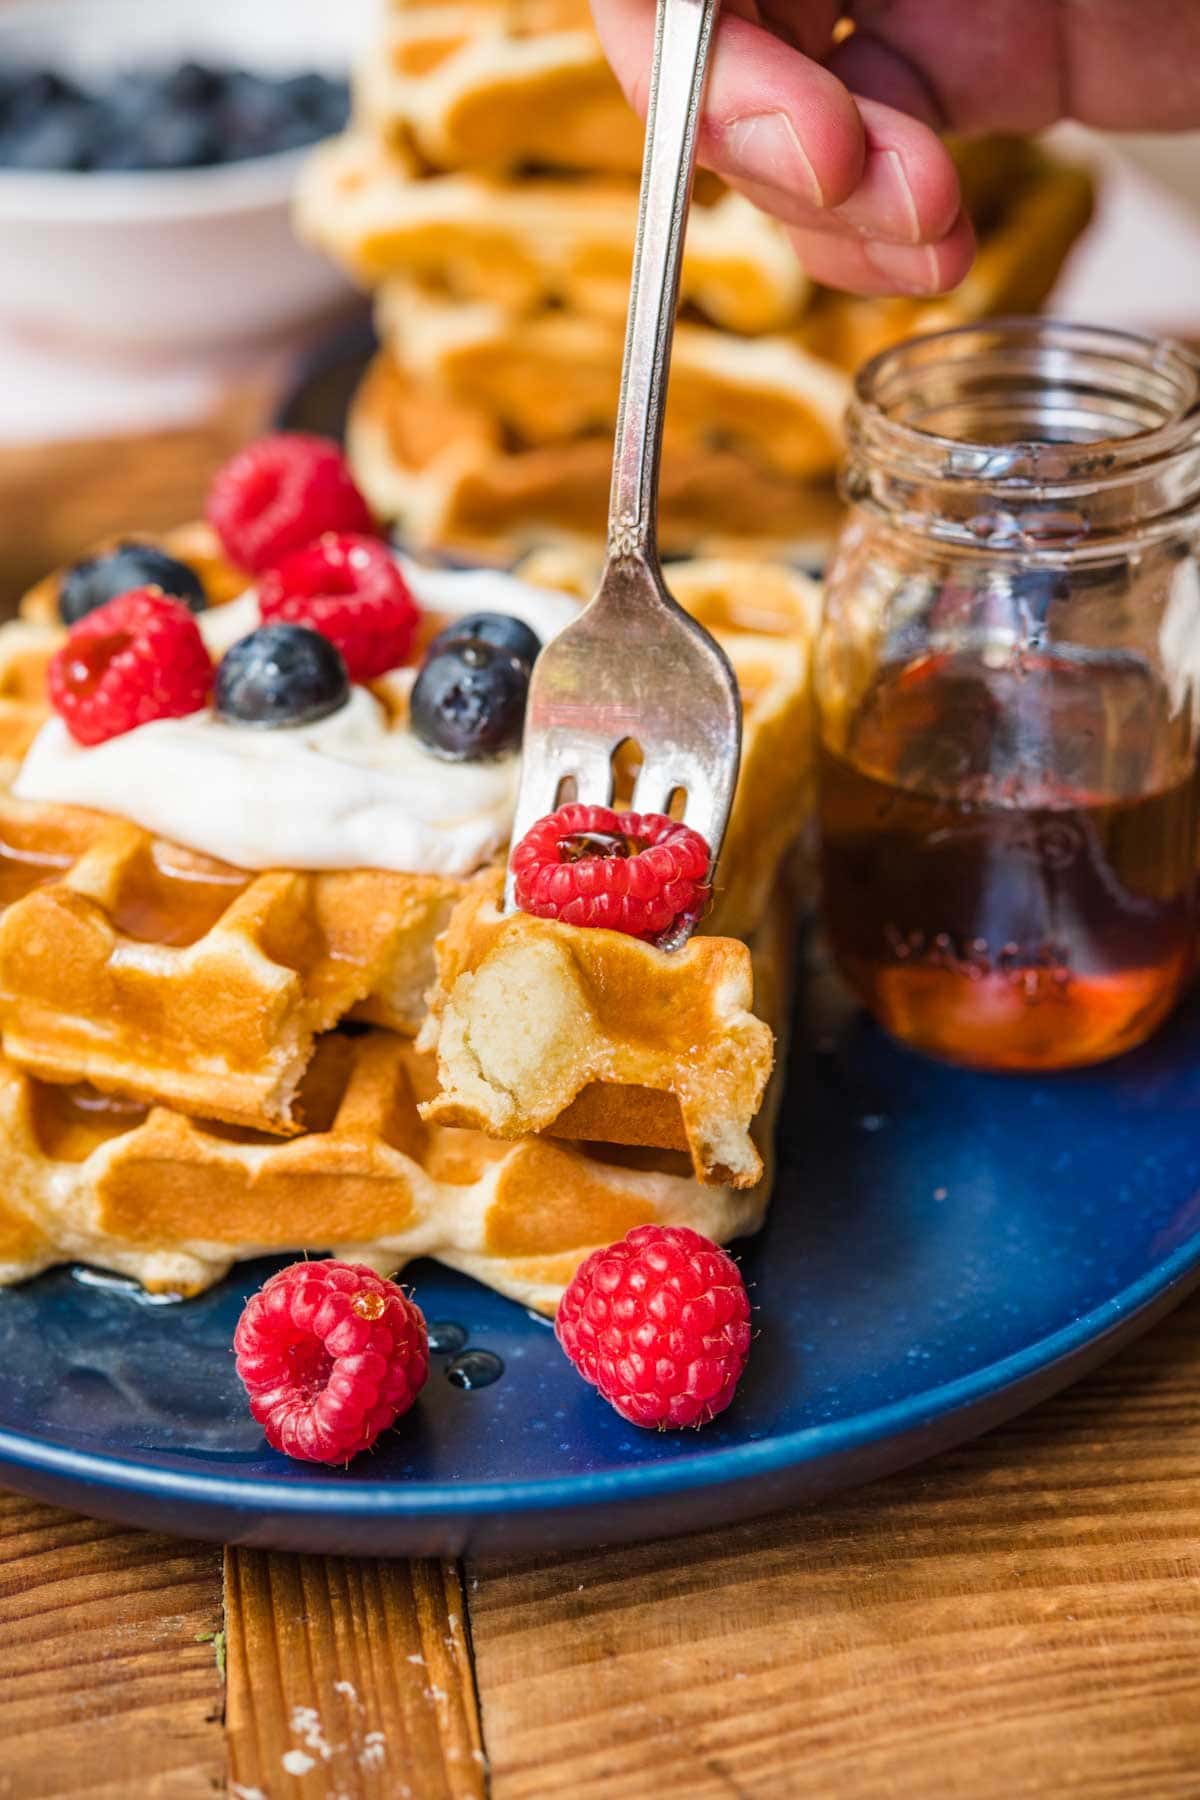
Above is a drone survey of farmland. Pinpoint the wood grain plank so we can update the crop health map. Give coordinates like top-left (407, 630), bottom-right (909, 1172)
top-left (0, 1492), bottom-right (224, 1800)
top-left (225, 1549), bottom-right (484, 1800)
top-left (0, 373), bottom-right (277, 612)
top-left (466, 1293), bottom-right (1200, 1800)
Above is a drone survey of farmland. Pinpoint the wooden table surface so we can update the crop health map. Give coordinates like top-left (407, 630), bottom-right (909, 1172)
top-left (2, 395), bottom-right (1199, 1800)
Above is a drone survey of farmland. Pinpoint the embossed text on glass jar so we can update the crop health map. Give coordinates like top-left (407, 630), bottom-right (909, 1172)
top-left (817, 320), bottom-right (1200, 1070)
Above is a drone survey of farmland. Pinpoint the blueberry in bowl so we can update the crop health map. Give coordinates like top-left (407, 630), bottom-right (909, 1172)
top-left (216, 624), bottom-right (349, 729)
top-left (0, 61), bottom-right (350, 173)
top-left (0, 0), bottom-right (365, 350)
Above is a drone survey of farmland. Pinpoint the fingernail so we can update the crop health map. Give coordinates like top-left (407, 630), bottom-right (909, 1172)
top-left (862, 238), bottom-right (943, 294)
top-left (834, 148), bottom-right (921, 244)
top-left (724, 111), bottom-right (823, 207)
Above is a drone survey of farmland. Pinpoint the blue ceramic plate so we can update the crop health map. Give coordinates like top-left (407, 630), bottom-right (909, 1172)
top-left (1, 944), bottom-right (1199, 1556)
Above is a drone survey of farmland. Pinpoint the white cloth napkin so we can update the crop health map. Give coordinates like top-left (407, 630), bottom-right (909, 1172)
top-left (0, 326), bottom-right (250, 446)
top-left (0, 314), bottom-right (329, 447)
top-left (1049, 126), bottom-right (1200, 336)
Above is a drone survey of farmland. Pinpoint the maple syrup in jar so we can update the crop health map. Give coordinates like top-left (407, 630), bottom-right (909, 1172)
top-left (817, 321), bottom-right (1200, 1070)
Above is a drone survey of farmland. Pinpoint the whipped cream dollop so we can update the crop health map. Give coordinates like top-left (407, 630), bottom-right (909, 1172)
top-left (14, 559), bottom-right (580, 877)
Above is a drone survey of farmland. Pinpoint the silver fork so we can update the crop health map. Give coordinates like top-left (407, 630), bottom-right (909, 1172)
top-left (504, 0), bottom-right (741, 918)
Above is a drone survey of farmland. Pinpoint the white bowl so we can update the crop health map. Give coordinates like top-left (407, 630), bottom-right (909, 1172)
top-left (0, 0), bottom-right (377, 350)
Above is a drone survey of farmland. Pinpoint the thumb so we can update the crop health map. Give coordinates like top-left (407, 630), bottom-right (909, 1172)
top-left (591, 0), bottom-right (970, 292)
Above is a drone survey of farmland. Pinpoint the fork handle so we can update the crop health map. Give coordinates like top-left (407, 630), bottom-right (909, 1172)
top-left (607, 0), bottom-right (720, 568)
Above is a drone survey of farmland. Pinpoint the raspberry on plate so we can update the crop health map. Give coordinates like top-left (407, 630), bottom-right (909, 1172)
top-left (257, 533), bottom-right (419, 681)
top-left (511, 802), bottom-right (710, 941)
top-left (48, 588), bottom-right (212, 747)
top-left (556, 1224), bottom-right (752, 1428)
top-left (234, 1259), bottom-right (430, 1465)
top-left (205, 433), bottom-right (377, 574)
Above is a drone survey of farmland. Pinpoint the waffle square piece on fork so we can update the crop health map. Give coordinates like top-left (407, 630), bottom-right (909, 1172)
top-left (504, 0), bottom-right (741, 889)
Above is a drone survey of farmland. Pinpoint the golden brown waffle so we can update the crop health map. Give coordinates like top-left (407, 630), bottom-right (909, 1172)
top-left (375, 282), bottom-right (851, 478)
top-left (417, 870), bottom-right (775, 1187)
top-left (1, 534), bottom-right (472, 1129)
top-left (371, 139), bottom-right (1092, 475)
top-left (358, 0), bottom-right (643, 174)
top-left (297, 133), bottom-right (1089, 354)
top-left (0, 983), bottom-right (784, 1313)
top-left (0, 785), bottom-right (466, 1130)
top-left (0, 620), bottom-right (63, 781)
top-left (294, 134), bottom-right (810, 335)
top-left (347, 351), bottom-right (845, 561)
top-left (341, 140), bottom-right (1090, 559)
top-left (19, 520), bottom-right (246, 626)
top-left (0, 549), bottom-right (814, 1137)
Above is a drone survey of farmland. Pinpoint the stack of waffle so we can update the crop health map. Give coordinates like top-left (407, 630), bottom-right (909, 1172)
top-left (0, 534), bottom-right (817, 1313)
top-left (296, 0), bottom-right (1093, 562)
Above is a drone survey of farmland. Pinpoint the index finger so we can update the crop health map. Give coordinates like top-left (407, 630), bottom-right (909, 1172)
top-left (592, 0), bottom-right (869, 211)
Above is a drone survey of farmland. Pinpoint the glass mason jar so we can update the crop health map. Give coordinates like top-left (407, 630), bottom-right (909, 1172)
top-left (816, 319), bottom-right (1200, 1071)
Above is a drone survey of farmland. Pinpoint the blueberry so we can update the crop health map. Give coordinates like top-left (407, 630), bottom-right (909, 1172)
top-left (160, 61), bottom-right (229, 109)
top-left (59, 543), bottom-right (208, 625)
top-left (0, 71), bottom-right (101, 169)
top-left (0, 98), bottom-right (105, 170)
top-left (218, 70), bottom-right (296, 159)
top-left (128, 106), bottom-right (224, 171)
top-left (410, 639), bottom-right (529, 760)
top-left (427, 612), bottom-right (542, 672)
top-left (0, 69), bottom-right (29, 129)
top-left (280, 72), bottom-right (350, 133)
top-left (101, 69), bottom-right (160, 120)
top-left (5, 69), bottom-right (83, 128)
top-left (216, 625), bottom-right (349, 729)
top-left (90, 100), bottom-right (223, 173)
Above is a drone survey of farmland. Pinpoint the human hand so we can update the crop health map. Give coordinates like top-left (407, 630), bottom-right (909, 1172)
top-left (590, 0), bottom-right (1200, 296)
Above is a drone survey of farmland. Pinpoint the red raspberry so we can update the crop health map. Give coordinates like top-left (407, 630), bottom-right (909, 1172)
top-left (205, 433), bottom-right (378, 574)
top-left (257, 533), bottom-right (420, 681)
top-left (511, 803), bottom-right (710, 941)
top-left (234, 1260), bottom-right (429, 1465)
top-left (48, 588), bottom-right (212, 747)
top-left (556, 1224), bottom-right (751, 1428)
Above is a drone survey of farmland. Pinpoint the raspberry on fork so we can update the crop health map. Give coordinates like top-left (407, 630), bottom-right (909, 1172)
top-left (48, 588), bottom-right (212, 747)
top-left (206, 433), bottom-right (378, 574)
top-left (510, 802), bottom-right (710, 942)
top-left (556, 1224), bottom-right (752, 1428)
top-left (257, 533), bottom-right (420, 681)
top-left (234, 1259), bottom-right (430, 1464)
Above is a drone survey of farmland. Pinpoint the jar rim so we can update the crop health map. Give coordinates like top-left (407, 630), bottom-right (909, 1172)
top-left (851, 317), bottom-right (1200, 488)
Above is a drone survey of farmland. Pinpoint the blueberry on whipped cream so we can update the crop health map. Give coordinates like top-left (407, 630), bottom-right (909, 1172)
top-left (16, 558), bottom-right (580, 876)
top-left (410, 629), bottom-right (531, 760)
top-left (215, 624), bottom-right (349, 729)
top-left (59, 543), bottom-right (207, 625)
top-left (425, 611), bottom-right (541, 673)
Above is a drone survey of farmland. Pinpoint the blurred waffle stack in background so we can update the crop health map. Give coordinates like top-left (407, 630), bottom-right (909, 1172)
top-left (297, 0), bottom-right (1095, 564)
